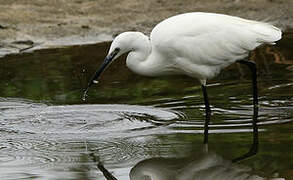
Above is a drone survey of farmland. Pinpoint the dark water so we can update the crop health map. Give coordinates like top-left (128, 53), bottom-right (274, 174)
top-left (0, 32), bottom-right (293, 179)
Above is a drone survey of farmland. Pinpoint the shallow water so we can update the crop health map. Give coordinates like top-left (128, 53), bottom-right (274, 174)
top-left (0, 32), bottom-right (293, 179)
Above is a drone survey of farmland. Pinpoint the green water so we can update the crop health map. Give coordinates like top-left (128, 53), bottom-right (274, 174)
top-left (0, 32), bottom-right (293, 179)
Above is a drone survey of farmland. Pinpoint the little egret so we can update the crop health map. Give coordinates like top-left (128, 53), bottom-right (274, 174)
top-left (84, 12), bottom-right (282, 115)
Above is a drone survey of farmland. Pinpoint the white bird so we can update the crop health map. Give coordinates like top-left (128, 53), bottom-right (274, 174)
top-left (129, 154), bottom-right (285, 180)
top-left (84, 12), bottom-right (282, 115)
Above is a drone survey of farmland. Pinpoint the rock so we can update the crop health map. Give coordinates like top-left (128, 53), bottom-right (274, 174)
top-left (0, 24), bottom-right (7, 29)
top-left (81, 25), bottom-right (90, 29)
top-left (11, 40), bottom-right (34, 45)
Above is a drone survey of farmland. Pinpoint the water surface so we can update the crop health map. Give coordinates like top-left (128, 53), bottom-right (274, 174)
top-left (0, 32), bottom-right (293, 179)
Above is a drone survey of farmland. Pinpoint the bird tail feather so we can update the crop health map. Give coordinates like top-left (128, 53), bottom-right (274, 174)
top-left (251, 22), bottom-right (282, 45)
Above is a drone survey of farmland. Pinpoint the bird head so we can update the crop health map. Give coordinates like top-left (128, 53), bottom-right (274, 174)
top-left (107, 32), bottom-right (139, 59)
top-left (83, 32), bottom-right (140, 99)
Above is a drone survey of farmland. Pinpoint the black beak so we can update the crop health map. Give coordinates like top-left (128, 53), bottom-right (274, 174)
top-left (83, 48), bottom-right (120, 98)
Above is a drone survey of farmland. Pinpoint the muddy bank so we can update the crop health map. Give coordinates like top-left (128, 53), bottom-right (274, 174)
top-left (0, 0), bottom-right (292, 56)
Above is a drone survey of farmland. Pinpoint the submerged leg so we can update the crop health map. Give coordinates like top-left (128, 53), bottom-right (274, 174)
top-left (237, 59), bottom-right (258, 108)
top-left (89, 153), bottom-right (118, 180)
top-left (232, 107), bottom-right (259, 162)
top-left (203, 110), bottom-right (210, 151)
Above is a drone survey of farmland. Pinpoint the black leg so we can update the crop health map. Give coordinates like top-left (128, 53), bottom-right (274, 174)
top-left (237, 60), bottom-right (258, 108)
top-left (232, 59), bottom-right (259, 163)
top-left (201, 85), bottom-right (211, 115)
top-left (201, 85), bottom-right (211, 146)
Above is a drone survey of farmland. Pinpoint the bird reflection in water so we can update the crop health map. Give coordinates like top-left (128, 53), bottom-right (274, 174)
top-left (90, 108), bottom-right (284, 180)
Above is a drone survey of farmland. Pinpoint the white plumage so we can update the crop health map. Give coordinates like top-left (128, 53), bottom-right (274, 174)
top-left (85, 12), bottom-right (282, 112)
top-left (107, 12), bottom-right (281, 84)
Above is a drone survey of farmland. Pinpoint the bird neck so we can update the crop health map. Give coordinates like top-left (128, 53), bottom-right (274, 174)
top-left (126, 35), bottom-right (154, 76)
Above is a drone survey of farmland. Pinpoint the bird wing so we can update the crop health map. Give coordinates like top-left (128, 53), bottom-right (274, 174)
top-left (150, 12), bottom-right (282, 67)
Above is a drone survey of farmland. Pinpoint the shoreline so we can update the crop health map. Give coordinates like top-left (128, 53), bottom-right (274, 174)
top-left (1, 0), bottom-right (292, 57)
